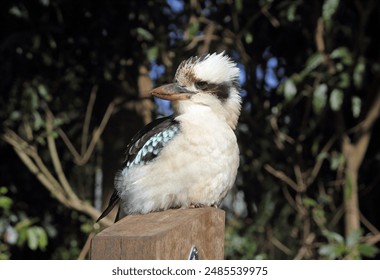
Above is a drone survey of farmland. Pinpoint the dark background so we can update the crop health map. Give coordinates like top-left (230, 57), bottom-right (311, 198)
top-left (0, 0), bottom-right (379, 259)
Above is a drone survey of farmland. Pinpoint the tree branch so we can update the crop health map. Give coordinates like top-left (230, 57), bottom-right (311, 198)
top-left (264, 164), bottom-right (301, 192)
top-left (81, 85), bottom-right (98, 155)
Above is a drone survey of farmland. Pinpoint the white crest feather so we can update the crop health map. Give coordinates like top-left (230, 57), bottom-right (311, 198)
top-left (193, 52), bottom-right (240, 84)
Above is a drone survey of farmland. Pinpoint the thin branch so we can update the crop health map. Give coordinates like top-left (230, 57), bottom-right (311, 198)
top-left (46, 97), bottom-right (117, 166)
top-left (360, 211), bottom-right (379, 235)
top-left (57, 127), bottom-right (82, 160)
top-left (76, 101), bottom-right (116, 165)
top-left (264, 164), bottom-right (300, 192)
top-left (294, 164), bottom-right (306, 192)
top-left (306, 136), bottom-right (337, 186)
top-left (2, 129), bottom-right (113, 227)
top-left (281, 186), bottom-right (298, 211)
top-left (364, 233), bottom-right (380, 246)
top-left (78, 229), bottom-right (97, 260)
top-left (294, 233), bottom-right (316, 260)
top-left (315, 18), bottom-right (325, 53)
top-left (81, 85), bottom-right (98, 154)
top-left (46, 111), bottom-right (79, 201)
top-left (271, 237), bottom-right (292, 256)
top-left (354, 91), bottom-right (380, 134)
top-left (2, 131), bottom-right (69, 206)
top-left (261, 5), bottom-right (280, 28)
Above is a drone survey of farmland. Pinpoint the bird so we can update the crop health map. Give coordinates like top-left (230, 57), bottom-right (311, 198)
top-left (97, 52), bottom-right (241, 222)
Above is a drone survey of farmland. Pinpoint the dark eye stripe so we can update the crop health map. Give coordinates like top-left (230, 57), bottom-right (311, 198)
top-left (195, 80), bottom-right (230, 101)
top-left (195, 81), bottom-right (208, 90)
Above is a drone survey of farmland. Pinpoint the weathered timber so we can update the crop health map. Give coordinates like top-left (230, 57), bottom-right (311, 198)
top-left (90, 207), bottom-right (225, 260)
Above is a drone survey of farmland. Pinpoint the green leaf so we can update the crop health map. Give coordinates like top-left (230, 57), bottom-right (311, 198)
top-left (235, 0), bottom-right (243, 12)
top-left (357, 243), bottom-right (379, 257)
top-left (37, 84), bottom-right (51, 101)
top-left (35, 227), bottom-right (48, 250)
top-left (323, 0), bottom-right (340, 25)
top-left (317, 151), bottom-right (328, 161)
top-left (352, 96), bottom-right (361, 118)
top-left (147, 46), bottom-right (158, 61)
top-left (313, 84), bottom-right (328, 114)
top-left (0, 196), bottom-right (12, 211)
top-left (346, 229), bottom-right (362, 248)
top-left (354, 59), bottom-right (365, 88)
top-left (33, 112), bottom-right (44, 130)
top-left (287, 3), bottom-right (298, 22)
top-left (0, 186), bottom-right (8, 195)
top-left (17, 227), bottom-right (27, 247)
top-left (284, 79), bottom-right (297, 101)
top-left (303, 197), bottom-right (317, 207)
top-left (329, 89), bottom-right (343, 111)
top-left (318, 244), bottom-right (336, 259)
top-left (330, 47), bottom-right (352, 65)
top-left (136, 27), bottom-right (153, 41)
top-left (80, 223), bottom-right (93, 234)
top-left (322, 230), bottom-right (344, 243)
top-left (26, 226), bottom-right (48, 251)
top-left (330, 152), bottom-right (344, 170)
top-left (338, 72), bottom-right (350, 88)
top-left (305, 53), bottom-right (324, 72)
top-left (330, 47), bottom-right (348, 59)
top-left (188, 21), bottom-right (199, 38)
top-left (312, 207), bottom-right (326, 222)
top-left (25, 87), bottom-right (39, 110)
top-left (9, 111), bottom-right (21, 121)
top-left (27, 228), bottom-right (39, 250)
top-left (245, 33), bottom-right (253, 44)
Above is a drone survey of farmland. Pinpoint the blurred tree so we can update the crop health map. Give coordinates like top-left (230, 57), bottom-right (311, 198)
top-left (1, 0), bottom-right (379, 259)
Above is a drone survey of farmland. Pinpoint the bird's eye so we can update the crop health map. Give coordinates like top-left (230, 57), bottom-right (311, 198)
top-left (195, 81), bottom-right (208, 90)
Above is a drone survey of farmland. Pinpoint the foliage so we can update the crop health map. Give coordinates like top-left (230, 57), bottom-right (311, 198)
top-left (0, 186), bottom-right (50, 259)
top-left (1, 0), bottom-right (380, 259)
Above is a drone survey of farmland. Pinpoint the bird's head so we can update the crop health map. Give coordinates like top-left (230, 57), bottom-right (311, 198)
top-left (151, 52), bottom-right (241, 129)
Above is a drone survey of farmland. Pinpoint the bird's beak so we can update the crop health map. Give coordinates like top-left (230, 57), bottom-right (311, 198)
top-left (151, 83), bottom-right (195, 101)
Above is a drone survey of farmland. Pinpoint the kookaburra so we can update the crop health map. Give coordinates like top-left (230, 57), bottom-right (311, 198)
top-left (97, 52), bottom-right (241, 222)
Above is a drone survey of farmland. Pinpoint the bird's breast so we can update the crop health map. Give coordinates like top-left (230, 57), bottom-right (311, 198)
top-left (116, 113), bottom-right (239, 215)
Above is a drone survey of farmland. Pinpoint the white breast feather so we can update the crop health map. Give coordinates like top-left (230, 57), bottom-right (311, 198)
top-left (116, 105), bottom-right (239, 215)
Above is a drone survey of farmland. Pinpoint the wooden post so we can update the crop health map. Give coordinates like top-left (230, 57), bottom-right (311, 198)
top-left (90, 207), bottom-right (225, 260)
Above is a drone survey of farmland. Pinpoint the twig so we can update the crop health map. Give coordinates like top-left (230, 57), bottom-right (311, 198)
top-left (306, 136), bottom-right (336, 186)
top-left (360, 211), bottom-right (379, 235)
top-left (364, 233), bottom-right (380, 245)
top-left (294, 164), bottom-right (306, 192)
top-left (281, 186), bottom-right (298, 210)
top-left (315, 18), bottom-right (325, 53)
top-left (46, 111), bottom-right (79, 201)
top-left (57, 127), bottom-right (82, 161)
top-left (261, 5), bottom-right (280, 28)
top-left (2, 131), bottom-right (69, 206)
top-left (294, 233), bottom-right (316, 260)
top-left (78, 229), bottom-right (97, 260)
top-left (271, 237), bottom-right (292, 256)
top-left (264, 164), bottom-right (300, 192)
top-left (76, 101), bottom-right (116, 165)
top-left (81, 85), bottom-right (98, 155)
top-left (2, 129), bottom-right (113, 227)
top-left (45, 97), bottom-right (116, 166)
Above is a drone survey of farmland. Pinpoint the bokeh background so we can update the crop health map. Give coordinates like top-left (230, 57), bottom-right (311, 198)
top-left (1, 0), bottom-right (380, 260)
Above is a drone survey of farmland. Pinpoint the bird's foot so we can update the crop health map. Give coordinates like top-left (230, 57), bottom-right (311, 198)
top-left (190, 203), bottom-right (205, 208)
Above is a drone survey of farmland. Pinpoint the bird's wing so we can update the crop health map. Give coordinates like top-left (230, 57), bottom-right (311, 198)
top-left (122, 114), bottom-right (179, 168)
top-left (96, 115), bottom-right (180, 222)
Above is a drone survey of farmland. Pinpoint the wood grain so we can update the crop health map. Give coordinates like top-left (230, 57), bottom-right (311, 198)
top-left (90, 207), bottom-right (225, 260)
